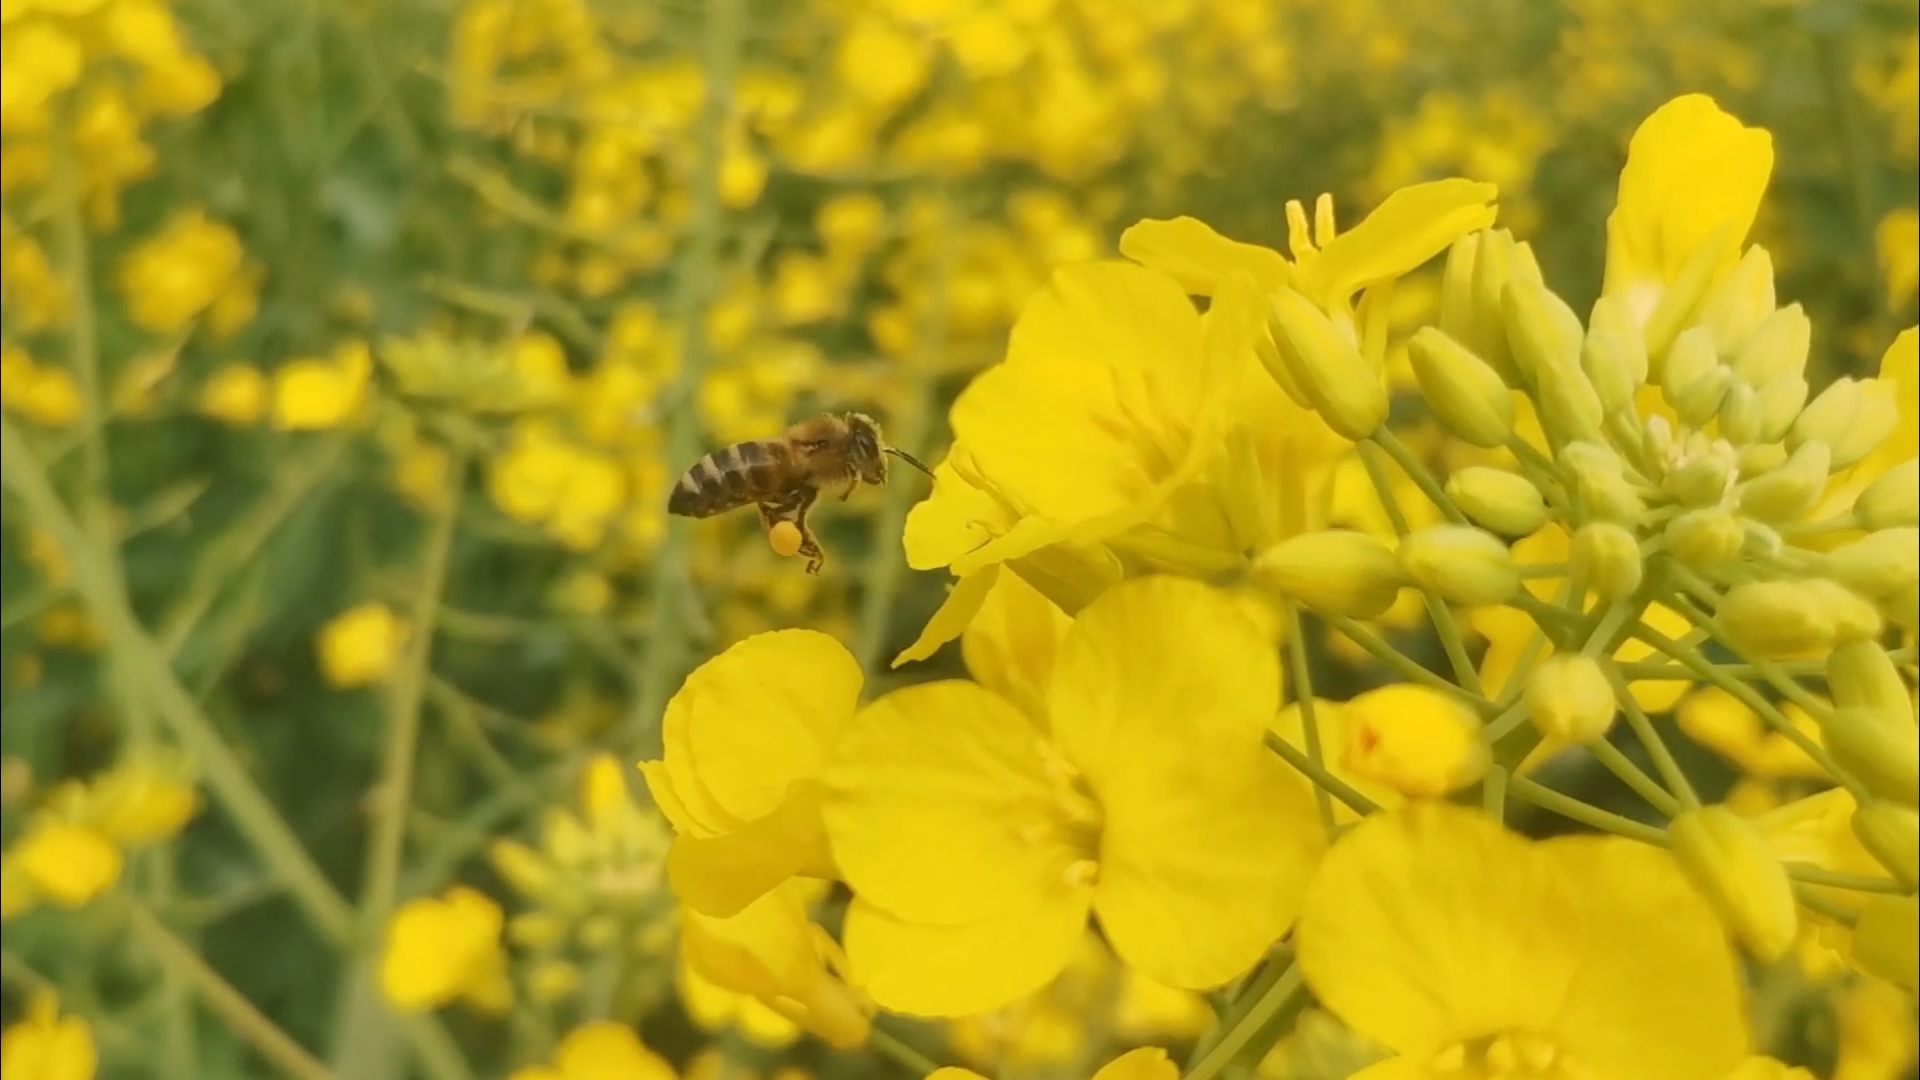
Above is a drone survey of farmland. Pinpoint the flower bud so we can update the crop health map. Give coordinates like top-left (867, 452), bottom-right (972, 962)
top-left (1854, 459), bottom-right (1919, 530)
top-left (1439, 232), bottom-right (1483, 349)
top-left (1673, 365), bottom-right (1734, 429)
top-left (1717, 381), bottom-right (1762, 446)
top-left (1813, 579), bottom-right (1887, 643)
top-left (1850, 894), bottom-right (1918, 993)
top-left (1643, 237), bottom-right (1725, 370)
top-left (1851, 801), bottom-right (1920, 890)
top-left (1666, 508), bottom-right (1747, 571)
top-left (1467, 229), bottom-right (1523, 385)
top-left (1572, 521), bottom-right (1643, 601)
top-left (1792, 378), bottom-right (1899, 469)
top-left (1408, 328), bottom-right (1514, 449)
top-left (1582, 296), bottom-right (1648, 414)
top-left (1267, 288), bottom-right (1388, 440)
top-left (1252, 326), bottom-right (1310, 408)
top-left (1669, 805), bottom-right (1799, 961)
top-left (1729, 302), bottom-right (1809, 385)
top-left (487, 840), bottom-right (560, 904)
top-left (1534, 360), bottom-right (1606, 446)
top-left (1562, 441), bottom-right (1646, 524)
top-left (1880, 581), bottom-right (1919, 633)
top-left (1753, 375), bottom-right (1809, 444)
top-left (1661, 327), bottom-right (1719, 403)
top-left (1341, 685), bottom-right (1489, 798)
top-left (1717, 579), bottom-right (1879, 658)
top-left (1698, 247), bottom-right (1779, 355)
top-left (1737, 441), bottom-right (1830, 522)
top-left (1446, 466), bottom-right (1549, 536)
top-left (1398, 526), bottom-right (1519, 607)
top-left (1819, 640), bottom-right (1918, 806)
top-left (1525, 654), bottom-right (1618, 742)
top-left (1253, 530), bottom-right (1404, 619)
top-left (1825, 529), bottom-right (1919, 599)
top-left (1663, 444), bottom-right (1736, 508)
top-left (509, 911), bottom-right (568, 950)
top-left (1502, 278), bottom-right (1584, 383)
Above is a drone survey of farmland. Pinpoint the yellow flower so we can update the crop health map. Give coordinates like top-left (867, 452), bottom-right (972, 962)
top-left (118, 210), bottom-right (248, 335)
top-left (1269, 699), bottom-right (1405, 823)
top-left (379, 885), bottom-right (511, 1014)
top-left (640, 630), bottom-right (858, 918)
top-left (487, 421), bottom-right (628, 550)
top-left (1338, 685), bottom-right (1489, 798)
top-left (933, 1046), bottom-right (1177, 1080)
top-left (1833, 977), bottom-right (1918, 1080)
top-left (316, 602), bottom-right (405, 688)
top-left (7, 818), bottom-right (120, 910)
top-left (824, 577), bottom-right (1323, 1016)
top-left (679, 955), bottom-right (803, 1049)
top-left (195, 363), bottom-right (268, 426)
top-left (1298, 803), bottom-right (1748, 1080)
top-left (272, 342), bottom-right (373, 431)
top-left (1676, 688), bottom-right (1826, 779)
top-left (70, 752), bottom-right (200, 846)
top-left (958, 565), bottom-right (1072, 722)
top-left (836, 14), bottom-right (932, 108)
top-left (0, 347), bottom-right (83, 428)
top-left (0, 995), bottom-right (96, 1080)
top-left (680, 879), bottom-right (872, 1049)
top-left (506, 1021), bottom-right (676, 1080)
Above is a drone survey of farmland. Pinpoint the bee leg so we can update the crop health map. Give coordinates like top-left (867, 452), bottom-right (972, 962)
top-left (839, 478), bottom-right (857, 502)
top-left (789, 487), bottom-right (825, 574)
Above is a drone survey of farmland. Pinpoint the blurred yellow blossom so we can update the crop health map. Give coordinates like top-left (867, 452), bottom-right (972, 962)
top-left (6, 819), bottom-right (121, 911)
top-left (196, 363), bottom-right (269, 426)
top-left (1, 345), bottom-right (83, 427)
top-left (1338, 684), bottom-right (1489, 798)
top-left (0, 996), bottom-right (96, 1080)
top-left (317, 602), bottom-right (406, 688)
top-left (507, 1021), bottom-right (676, 1080)
top-left (272, 342), bottom-right (373, 430)
top-left (933, 1046), bottom-right (1177, 1080)
top-left (380, 885), bottom-right (512, 1014)
top-left (117, 209), bottom-right (248, 334)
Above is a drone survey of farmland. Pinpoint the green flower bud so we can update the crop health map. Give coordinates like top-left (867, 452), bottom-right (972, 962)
top-left (1718, 579), bottom-right (1881, 658)
top-left (1738, 441), bottom-right (1787, 476)
top-left (1661, 326), bottom-right (1719, 403)
top-left (1698, 246), bottom-right (1779, 354)
top-left (1673, 365), bottom-right (1734, 429)
top-left (1468, 229), bottom-right (1522, 385)
top-left (1535, 360), bottom-right (1606, 446)
top-left (1663, 441), bottom-right (1737, 508)
top-left (1524, 654), bottom-right (1618, 742)
top-left (1252, 326), bottom-right (1311, 408)
top-left (1851, 801), bottom-right (1920, 890)
top-left (1562, 441), bottom-right (1646, 524)
top-left (1880, 580), bottom-right (1919, 633)
top-left (1753, 375), bottom-right (1809, 444)
top-left (1827, 637), bottom-right (1912, 720)
top-left (1824, 640), bottom-right (1918, 807)
top-left (1791, 378), bottom-right (1899, 470)
top-left (1669, 805), bottom-right (1799, 962)
top-left (1253, 530), bottom-right (1404, 619)
top-left (1825, 528), bottom-right (1919, 599)
top-left (1572, 521), bottom-right (1643, 601)
top-left (1665, 508), bottom-right (1747, 571)
top-left (1446, 466), bottom-right (1550, 536)
top-left (1851, 894), bottom-right (1918, 993)
top-left (1855, 459), bottom-right (1919, 530)
top-left (1398, 525), bottom-right (1520, 606)
top-left (1582, 295), bottom-right (1648, 414)
top-left (1737, 441), bottom-right (1831, 522)
top-left (1644, 235), bottom-right (1726, 371)
top-left (1815, 578), bottom-right (1888, 643)
top-left (1729, 302), bottom-right (1809, 385)
top-left (1407, 328), bottom-right (1515, 449)
top-left (1717, 381), bottom-right (1763, 446)
top-left (1267, 287), bottom-right (1388, 440)
top-left (1502, 277), bottom-right (1583, 384)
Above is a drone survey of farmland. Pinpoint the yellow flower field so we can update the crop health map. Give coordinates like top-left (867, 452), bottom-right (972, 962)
top-left (2, 1), bottom-right (1916, 1079)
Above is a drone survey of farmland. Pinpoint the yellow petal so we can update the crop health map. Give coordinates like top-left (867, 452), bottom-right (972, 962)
top-left (1540, 837), bottom-right (1749, 1080)
top-left (549, 1021), bottom-right (676, 1080)
top-left (1302, 179), bottom-right (1499, 306)
top-left (1117, 217), bottom-right (1291, 297)
top-left (1089, 1047), bottom-right (1181, 1080)
top-left (681, 883), bottom-right (821, 1000)
top-left (1296, 803), bottom-right (1578, 1056)
top-left (842, 893), bottom-right (1090, 1018)
top-left (666, 781), bottom-right (835, 918)
top-left (668, 629), bottom-right (861, 825)
top-left (903, 459), bottom-right (1016, 571)
top-left (1268, 699), bottom-right (1403, 823)
top-left (961, 566), bottom-right (1072, 722)
top-left (822, 681), bottom-right (1065, 926)
top-left (892, 565), bottom-right (1001, 669)
top-left (1604, 94), bottom-right (1773, 297)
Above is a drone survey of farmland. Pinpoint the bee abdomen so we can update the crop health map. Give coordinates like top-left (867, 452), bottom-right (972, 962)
top-left (667, 439), bottom-right (789, 518)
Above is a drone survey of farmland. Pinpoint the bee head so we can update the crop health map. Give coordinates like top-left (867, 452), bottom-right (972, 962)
top-left (844, 412), bottom-right (888, 485)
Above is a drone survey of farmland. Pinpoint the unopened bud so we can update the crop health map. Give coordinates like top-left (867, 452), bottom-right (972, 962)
top-left (1572, 521), bottom-right (1643, 601)
top-left (1851, 801), bottom-right (1920, 890)
top-left (1447, 467), bottom-right (1549, 536)
top-left (1535, 360), bottom-right (1606, 445)
top-left (1674, 366), bottom-right (1734, 430)
top-left (1502, 278), bottom-right (1584, 383)
top-left (509, 911), bottom-right (568, 950)
top-left (1717, 381), bottom-right (1763, 446)
top-left (1439, 232), bottom-right (1483, 352)
top-left (1880, 581), bottom-right (1919, 633)
top-left (1341, 685), bottom-right (1489, 798)
top-left (1729, 302), bottom-right (1809, 384)
top-left (1813, 579), bottom-right (1887, 643)
top-left (1562, 441), bottom-right (1646, 524)
top-left (1267, 288), bottom-right (1388, 440)
top-left (1664, 446), bottom-right (1736, 508)
top-left (529, 959), bottom-right (582, 1004)
top-left (1253, 325), bottom-right (1310, 408)
top-left (1669, 805), bottom-right (1799, 961)
top-left (1524, 655), bottom-right (1618, 742)
top-left (1666, 508), bottom-right (1747, 571)
top-left (1754, 375), bottom-right (1809, 444)
top-left (1825, 529), bottom-right (1919, 599)
top-left (1822, 642), bottom-right (1918, 807)
top-left (1792, 378), bottom-right (1899, 469)
top-left (1398, 526), bottom-right (1519, 606)
top-left (488, 839), bottom-right (560, 903)
top-left (1583, 296), bottom-right (1648, 413)
top-left (1718, 579), bottom-right (1880, 658)
top-left (1850, 894), bottom-right (1918, 992)
top-left (1737, 441), bottom-right (1830, 522)
top-left (1827, 637), bottom-right (1913, 721)
top-left (1855, 459), bottom-right (1919, 530)
top-left (1644, 237), bottom-right (1725, 370)
top-left (1253, 530), bottom-right (1404, 619)
top-left (1700, 247), bottom-right (1780, 355)
top-left (1408, 328), bottom-right (1514, 449)
top-left (1468, 230), bottom-right (1523, 385)
top-left (1661, 327), bottom-right (1719, 404)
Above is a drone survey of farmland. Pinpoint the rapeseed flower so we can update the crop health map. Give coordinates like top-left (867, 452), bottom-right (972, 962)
top-left (824, 577), bottom-right (1322, 1016)
top-left (316, 602), bottom-right (406, 688)
top-left (506, 1021), bottom-right (675, 1080)
top-left (932, 1046), bottom-right (1176, 1080)
top-left (379, 885), bottom-right (512, 1014)
top-left (679, 879), bottom-right (871, 1049)
top-left (0, 995), bottom-right (95, 1080)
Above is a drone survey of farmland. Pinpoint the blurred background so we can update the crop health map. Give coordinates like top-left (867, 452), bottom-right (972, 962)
top-left (2, 0), bottom-right (1916, 1077)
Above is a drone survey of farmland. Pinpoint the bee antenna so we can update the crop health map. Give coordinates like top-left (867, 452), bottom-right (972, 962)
top-left (883, 446), bottom-right (935, 477)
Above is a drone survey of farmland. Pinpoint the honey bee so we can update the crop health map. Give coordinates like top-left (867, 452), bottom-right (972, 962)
top-left (666, 412), bottom-right (933, 574)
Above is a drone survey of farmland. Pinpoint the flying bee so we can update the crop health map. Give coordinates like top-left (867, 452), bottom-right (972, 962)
top-left (666, 412), bottom-right (934, 574)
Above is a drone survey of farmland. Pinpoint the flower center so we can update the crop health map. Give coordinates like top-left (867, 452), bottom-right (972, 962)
top-left (1022, 739), bottom-right (1104, 887)
top-left (1432, 1033), bottom-right (1589, 1080)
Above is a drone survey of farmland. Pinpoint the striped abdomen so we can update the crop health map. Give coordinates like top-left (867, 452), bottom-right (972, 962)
top-left (667, 439), bottom-right (798, 518)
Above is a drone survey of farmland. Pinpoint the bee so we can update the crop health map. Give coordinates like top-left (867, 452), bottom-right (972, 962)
top-left (666, 412), bottom-right (934, 574)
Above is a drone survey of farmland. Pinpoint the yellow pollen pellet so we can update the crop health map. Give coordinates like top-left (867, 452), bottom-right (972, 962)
top-left (767, 520), bottom-right (803, 558)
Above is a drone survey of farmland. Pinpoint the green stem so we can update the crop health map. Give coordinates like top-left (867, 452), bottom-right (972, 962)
top-left (1614, 650), bottom-right (1920, 681)
top-left (1658, 580), bottom-right (1832, 721)
top-left (1483, 764), bottom-right (1509, 823)
top-left (1369, 427), bottom-right (1468, 525)
top-left (1184, 958), bottom-right (1312, 1080)
top-left (1783, 863), bottom-right (1907, 895)
top-left (1583, 737), bottom-right (1682, 818)
top-left (126, 899), bottom-right (340, 1080)
top-left (1603, 661), bottom-right (1700, 810)
top-left (1282, 602), bottom-right (1338, 837)
top-left (1262, 732), bottom-right (1378, 817)
top-left (1318, 611), bottom-right (1493, 715)
top-left (626, 0), bottom-right (744, 759)
top-left (869, 1025), bottom-right (943, 1077)
top-left (1508, 775), bottom-right (1667, 845)
top-left (1, 417), bottom-right (357, 942)
top-left (1355, 441), bottom-right (1483, 696)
